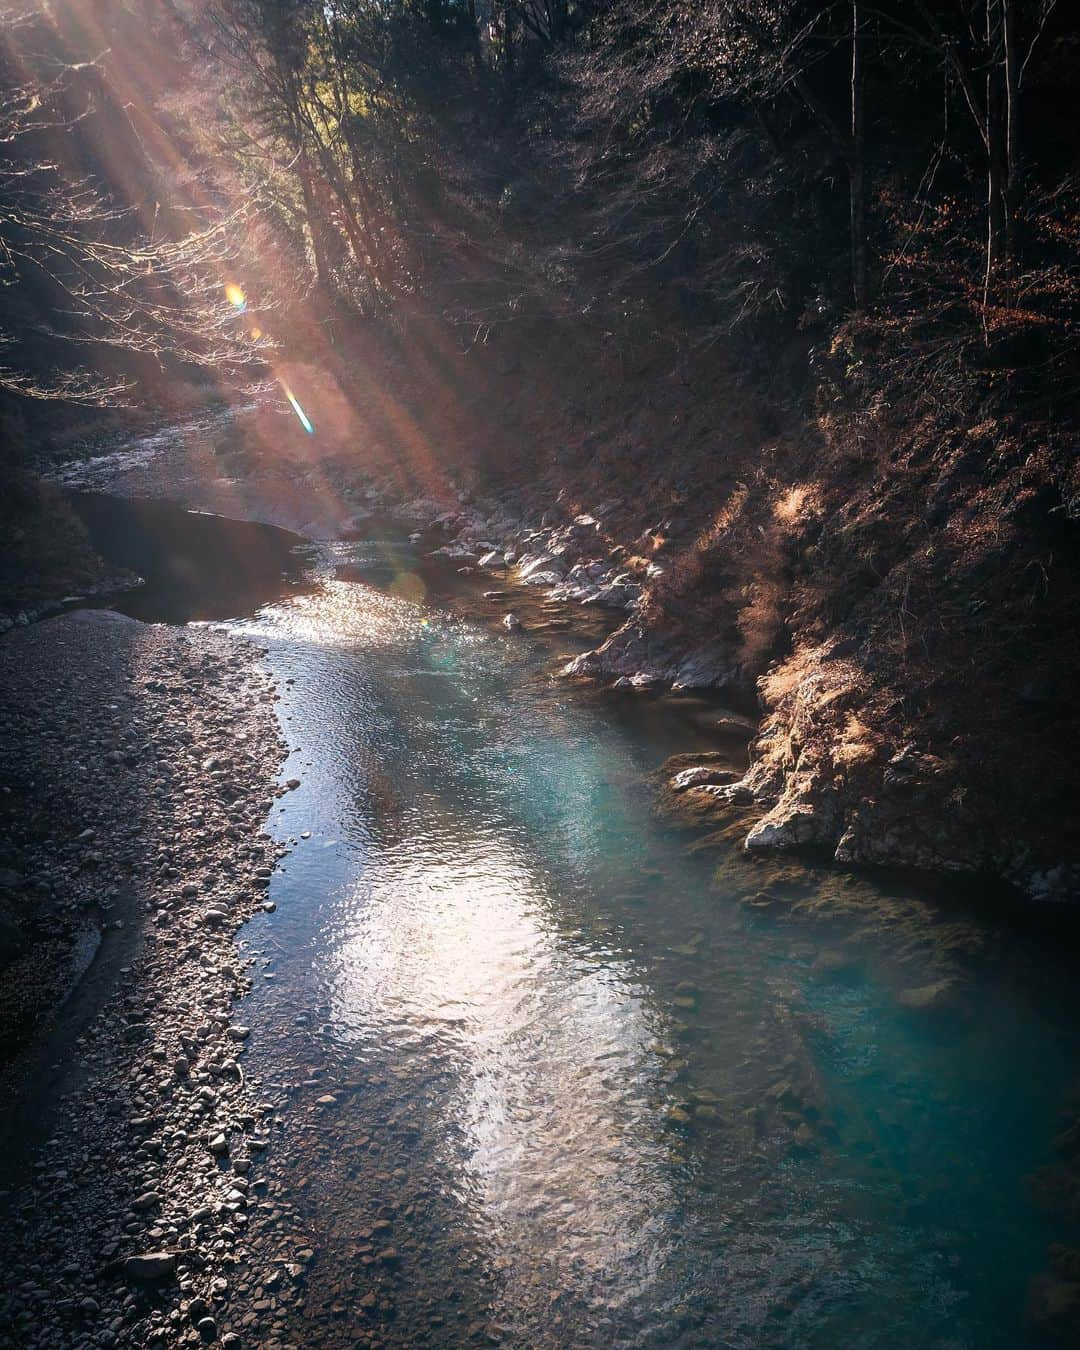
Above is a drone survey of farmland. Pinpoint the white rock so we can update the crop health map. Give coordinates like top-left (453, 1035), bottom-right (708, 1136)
top-left (518, 553), bottom-right (566, 582)
top-left (671, 766), bottom-right (740, 791)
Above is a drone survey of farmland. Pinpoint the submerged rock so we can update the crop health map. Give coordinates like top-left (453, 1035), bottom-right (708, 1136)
top-left (810, 949), bottom-right (863, 984)
top-left (895, 979), bottom-right (964, 1017)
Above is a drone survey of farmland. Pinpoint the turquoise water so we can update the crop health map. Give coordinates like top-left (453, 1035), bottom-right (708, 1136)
top-left (227, 533), bottom-right (1080, 1348)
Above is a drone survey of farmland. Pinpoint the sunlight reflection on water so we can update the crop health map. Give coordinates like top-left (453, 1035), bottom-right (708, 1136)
top-left (329, 821), bottom-right (674, 1313)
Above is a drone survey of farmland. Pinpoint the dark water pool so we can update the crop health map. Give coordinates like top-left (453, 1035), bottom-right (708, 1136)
top-left (65, 490), bottom-right (314, 623)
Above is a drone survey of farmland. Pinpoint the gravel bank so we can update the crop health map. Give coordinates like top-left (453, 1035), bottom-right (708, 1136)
top-left (0, 609), bottom-right (316, 1348)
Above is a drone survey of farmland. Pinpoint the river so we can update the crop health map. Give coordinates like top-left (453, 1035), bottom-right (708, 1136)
top-left (56, 470), bottom-right (1080, 1346)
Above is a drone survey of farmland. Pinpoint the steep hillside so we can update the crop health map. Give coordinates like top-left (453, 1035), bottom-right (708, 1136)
top-left (303, 296), bottom-right (1080, 903)
top-left (4, 0), bottom-right (1080, 901)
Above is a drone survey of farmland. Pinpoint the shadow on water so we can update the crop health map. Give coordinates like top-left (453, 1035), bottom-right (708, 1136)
top-left (65, 490), bottom-right (314, 623)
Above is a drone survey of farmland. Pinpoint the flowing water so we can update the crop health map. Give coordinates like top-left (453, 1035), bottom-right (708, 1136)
top-left (210, 526), bottom-right (1077, 1349)
top-left (72, 492), bottom-right (1080, 1346)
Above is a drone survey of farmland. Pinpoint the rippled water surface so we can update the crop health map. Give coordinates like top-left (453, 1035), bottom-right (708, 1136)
top-left (212, 531), bottom-right (1080, 1349)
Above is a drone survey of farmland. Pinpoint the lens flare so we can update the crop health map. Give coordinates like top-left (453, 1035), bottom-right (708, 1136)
top-left (282, 383), bottom-right (315, 434)
top-left (388, 570), bottom-right (427, 606)
top-left (224, 282), bottom-right (247, 311)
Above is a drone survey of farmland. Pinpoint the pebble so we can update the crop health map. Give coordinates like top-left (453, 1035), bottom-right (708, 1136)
top-left (0, 619), bottom-right (311, 1341)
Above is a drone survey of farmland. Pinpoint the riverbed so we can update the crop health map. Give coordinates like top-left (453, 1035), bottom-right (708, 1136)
top-left (7, 441), bottom-right (1080, 1346)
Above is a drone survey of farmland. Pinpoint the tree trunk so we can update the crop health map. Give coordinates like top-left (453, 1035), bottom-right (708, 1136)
top-left (296, 151), bottom-right (335, 290)
top-left (310, 134), bottom-right (385, 288)
top-left (503, 4), bottom-right (516, 79)
top-left (1002, 0), bottom-right (1021, 282)
top-left (983, 0), bottom-right (1008, 314)
top-left (850, 0), bottom-right (868, 310)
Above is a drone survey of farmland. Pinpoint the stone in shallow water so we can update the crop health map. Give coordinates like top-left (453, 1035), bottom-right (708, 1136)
top-left (810, 949), bottom-right (863, 983)
top-left (896, 980), bottom-right (960, 1015)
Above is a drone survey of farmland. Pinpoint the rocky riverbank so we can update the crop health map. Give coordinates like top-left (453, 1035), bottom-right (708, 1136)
top-left (43, 401), bottom-right (1080, 909)
top-left (5, 424), bottom-right (1080, 1344)
top-left (0, 609), bottom-right (321, 1349)
top-left (363, 484), bottom-right (1079, 905)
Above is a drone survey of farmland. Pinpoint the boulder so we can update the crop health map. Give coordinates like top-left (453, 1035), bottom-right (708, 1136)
top-left (518, 553), bottom-right (566, 583)
top-left (895, 979), bottom-right (964, 1018)
top-left (670, 766), bottom-right (741, 792)
top-left (745, 808), bottom-right (824, 852)
top-left (124, 1252), bottom-right (177, 1282)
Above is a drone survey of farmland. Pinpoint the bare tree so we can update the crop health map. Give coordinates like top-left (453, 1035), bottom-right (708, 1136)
top-left (906, 0), bottom-right (1058, 315)
top-left (0, 3), bottom-right (269, 404)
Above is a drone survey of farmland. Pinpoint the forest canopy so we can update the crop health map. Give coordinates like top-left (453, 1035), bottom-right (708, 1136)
top-left (0, 0), bottom-right (1077, 422)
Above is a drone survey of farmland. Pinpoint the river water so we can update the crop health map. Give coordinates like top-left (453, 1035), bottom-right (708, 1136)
top-left (59, 477), bottom-right (1080, 1346)
top-left (193, 522), bottom-right (1072, 1349)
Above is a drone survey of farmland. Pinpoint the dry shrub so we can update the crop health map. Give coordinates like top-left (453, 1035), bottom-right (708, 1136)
top-left (736, 576), bottom-right (787, 673)
top-left (834, 714), bottom-right (879, 770)
top-left (659, 482), bottom-right (752, 599)
top-left (773, 482), bottom-right (817, 525)
top-left (759, 651), bottom-right (812, 706)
